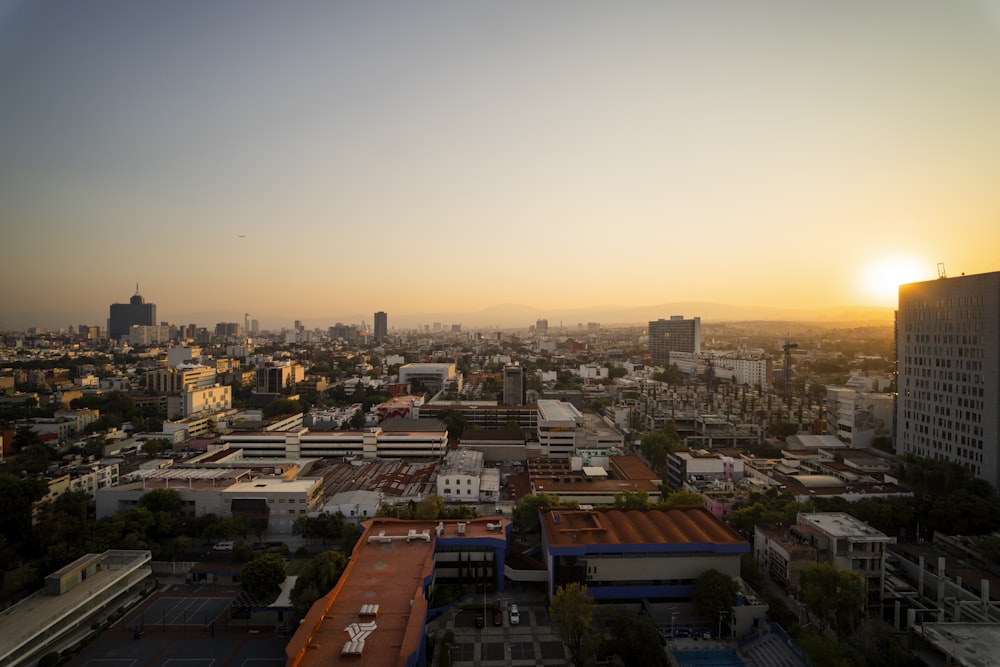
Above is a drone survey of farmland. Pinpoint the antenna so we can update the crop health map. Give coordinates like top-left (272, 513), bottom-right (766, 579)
top-left (937, 262), bottom-right (947, 279)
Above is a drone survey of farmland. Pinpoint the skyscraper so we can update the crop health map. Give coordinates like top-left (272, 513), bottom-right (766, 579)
top-left (374, 311), bottom-right (388, 343)
top-left (108, 286), bottom-right (156, 340)
top-left (648, 316), bottom-right (701, 367)
top-left (895, 271), bottom-right (1000, 487)
top-left (503, 364), bottom-right (526, 405)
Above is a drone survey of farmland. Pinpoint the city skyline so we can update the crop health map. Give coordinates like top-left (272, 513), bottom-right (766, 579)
top-left (2, 1), bottom-right (999, 332)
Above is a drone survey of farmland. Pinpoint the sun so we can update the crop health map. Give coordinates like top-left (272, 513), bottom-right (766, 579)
top-left (861, 257), bottom-right (929, 305)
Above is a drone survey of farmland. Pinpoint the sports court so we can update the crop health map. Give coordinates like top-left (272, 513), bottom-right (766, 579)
top-left (127, 596), bottom-right (233, 632)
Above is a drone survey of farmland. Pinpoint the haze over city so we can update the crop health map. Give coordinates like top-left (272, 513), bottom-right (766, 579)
top-left (2, 1), bottom-right (1000, 331)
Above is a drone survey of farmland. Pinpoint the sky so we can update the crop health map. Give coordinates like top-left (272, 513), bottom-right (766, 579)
top-left (2, 1), bottom-right (1000, 331)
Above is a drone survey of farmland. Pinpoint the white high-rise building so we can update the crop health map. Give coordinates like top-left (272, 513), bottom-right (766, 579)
top-left (895, 271), bottom-right (1000, 487)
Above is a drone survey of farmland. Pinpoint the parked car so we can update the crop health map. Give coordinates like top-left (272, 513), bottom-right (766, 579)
top-left (475, 609), bottom-right (485, 628)
top-left (212, 541), bottom-right (234, 551)
top-left (673, 626), bottom-right (691, 638)
top-left (509, 604), bottom-right (520, 625)
top-left (493, 607), bottom-right (503, 626)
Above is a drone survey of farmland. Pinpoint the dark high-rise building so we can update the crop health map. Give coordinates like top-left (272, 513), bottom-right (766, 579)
top-left (649, 315), bottom-right (701, 367)
top-left (108, 286), bottom-right (156, 340)
top-left (896, 271), bottom-right (1000, 488)
top-left (503, 364), bottom-right (526, 405)
top-left (374, 311), bottom-right (388, 343)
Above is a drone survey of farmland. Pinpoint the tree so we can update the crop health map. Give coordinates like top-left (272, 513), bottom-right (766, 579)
top-left (290, 550), bottom-right (347, 621)
top-left (612, 490), bottom-right (650, 509)
top-left (20, 442), bottom-right (57, 474)
top-left (605, 610), bottom-right (668, 667)
top-left (413, 495), bottom-right (446, 520)
top-left (640, 427), bottom-right (680, 470)
top-left (141, 438), bottom-right (172, 457)
top-left (549, 582), bottom-right (600, 667)
top-left (339, 523), bottom-right (361, 556)
top-left (729, 489), bottom-right (808, 538)
top-left (439, 410), bottom-right (466, 440)
top-left (241, 552), bottom-right (286, 602)
top-left (512, 492), bottom-right (562, 533)
top-left (348, 408), bottom-right (366, 429)
top-left (139, 488), bottom-right (183, 514)
top-left (796, 631), bottom-right (852, 667)
top-left (692, 569), bottom-right (740, 625)
top-left (798, 562), bottom-right (866, 636)
top-left (659, 490), bottom-right (705, 508)
top-left (0, 473), bottom-right (50, 556)
top-left (12, 424), bottom-right (43, 452)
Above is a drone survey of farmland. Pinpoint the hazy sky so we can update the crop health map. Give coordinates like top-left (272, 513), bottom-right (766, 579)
top-left (2, 1), bottom-right (1000, 331)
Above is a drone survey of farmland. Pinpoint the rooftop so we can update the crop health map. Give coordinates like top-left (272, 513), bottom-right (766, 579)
top-left (540, 506), bottom-right (747, 549)
top-left (797, 512), bottom-right (888, 540)
top-left (287, 518), bottom-right (508, 667)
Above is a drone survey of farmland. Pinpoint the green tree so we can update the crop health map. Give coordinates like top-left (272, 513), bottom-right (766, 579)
top-left (612, 490), bottom-right (650, 509)
top-left (0, 473), bottom-right (50, 556)
top-left (605, 610), bottom-right (668, 666)
top-left (692, 569), bottom-right (740, 624)
top-left (640, 426), bottom-right (680, 469)
top-left (798, 562), bottom-right (866, 636)
top-left (439, 410), bottom-right (467, 440)
top-left (241, 552), bottom-right (286, 601)
top-left (290, 550), bottom-right (348, 622)
top-left (796, 631), bottom-right (852, 667)
top-left (20, 442), bottom-right (57, 474)
top-left (139, 488), bottom-right (183, 514)
top-left (660, 490), bottom-right (705, 508)
top-left (141, 438), bottom-right (172, 457)
top-left (263, 398), bottom-right (309, 419)
top-left (414, 495), bottom-right (446, 520)
top-left (339, 523), bottom-right (361, 557)
top-left (729, 490), bottom-right (807, 538)
top-left (549, 582), bottom-right (600, 667)
top-left (512, 492), bottom-right (562, 533)
top-left (348, 408), bottom-right (366, 429)
top-left (12, 424), bottom-right (43, 452)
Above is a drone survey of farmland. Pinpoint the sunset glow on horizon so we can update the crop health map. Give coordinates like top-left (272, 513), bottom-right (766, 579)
top-left (1, 1), bottom-right (999, 331)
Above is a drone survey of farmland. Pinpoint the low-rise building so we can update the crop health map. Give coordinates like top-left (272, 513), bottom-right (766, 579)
top-left (528, 455), bottom-right (662, 505)
top-left (538, 506), bottom-right (761, 634)
top-left (287, 518), bottom-right (510, 667)
top-left (0, 550), bottom-right (151, 667)
top-left (755, 512), bottom-right (893, 604)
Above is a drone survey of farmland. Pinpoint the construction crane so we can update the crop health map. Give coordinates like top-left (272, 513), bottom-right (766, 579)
top-left (783, 341), bottom-right (798, 407)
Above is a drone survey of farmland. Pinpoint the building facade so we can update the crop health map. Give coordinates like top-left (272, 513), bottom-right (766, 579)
top-left (502, 364), bottom-right (526, 405)
top-left (373, 311), bottom-right (388, 343)
top-left (649, 316), bottom-right (701, 367)
top-left (108, 288), bottom-right (156, 340)
top-left (826, 386), bottom-right (892, 448)
top-left (895, 271), bottom-right (1000, 487)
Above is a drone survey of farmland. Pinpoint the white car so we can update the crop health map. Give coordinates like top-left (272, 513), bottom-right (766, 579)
top-left (509, 604), bottom-right (520, 625)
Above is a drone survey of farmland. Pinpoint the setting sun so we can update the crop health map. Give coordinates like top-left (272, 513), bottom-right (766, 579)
top-left (862, 257), bottom-right (930, 305)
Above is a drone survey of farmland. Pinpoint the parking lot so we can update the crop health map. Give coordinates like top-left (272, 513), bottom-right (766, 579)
top-left (427, 593), bottom-right (570, 667)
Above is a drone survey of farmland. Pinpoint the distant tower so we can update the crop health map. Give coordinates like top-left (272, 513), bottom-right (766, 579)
top-left (503, 364), bottom-right (526, 405)
top-left (535, 319), bottom-right (549, 334)
top-left (108, 285), bottom-right (156, 340)
top-left (648, 316), bottom-right (701, 367)
top-left (374, 311), bottom-right (388, 343)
